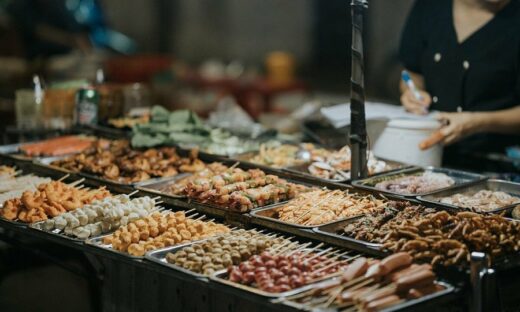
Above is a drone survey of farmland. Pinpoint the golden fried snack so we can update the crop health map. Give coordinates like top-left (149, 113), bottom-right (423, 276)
top-left (0, 181), bottom-right (111, 223)
top-left (50, 140), bottom-right (206, 184)
top-left (102, 211), bottom-right (230, 256)
top-left (276, 189), bottom-right (384, 226)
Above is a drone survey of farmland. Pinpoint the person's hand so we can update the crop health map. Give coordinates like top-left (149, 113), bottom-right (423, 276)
top-left (435, 112), bottom-right (485, 145)
top-left (400, 89), bottom-right (432, 115)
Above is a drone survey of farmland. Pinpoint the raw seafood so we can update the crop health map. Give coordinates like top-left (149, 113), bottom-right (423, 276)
top-left (39, 195), bottom-right (157, 239)
top-left (438, 190), bottom-right (520, 212)
top-left (51, 140), bottom-right (206, 183)
top-left (374, 171), bottom-right (455, 195)
top-left (0, 181), bottom-right (110, 223)
top-left (273, 189), bottom-right (384, 226)
top-left (165, 229), bottom-right (289, 275)
top-left (101, 211), bottom-right (230, 256)
top-left (184, 167), bottom-right (309, 212)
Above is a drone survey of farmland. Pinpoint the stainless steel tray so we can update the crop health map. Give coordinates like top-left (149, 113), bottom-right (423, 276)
top-left (0, 142), bottom-right (33, 162)
top-left (418, 179), bottom-right (520, 214)
top-left (250, 202), bottom-right (359, 230)
top-left (283, 158), bottom-right (412, 184)
top-left (33, 156), bottom-right (78, 175)
top-left (0, 216), bottom-right (30, 227)
top-left (352, 166), bottom-right (486, 197)
top-left (210, 269), bottom-right (326, 299)
top-left (86, 233), bottom-right (145, 260)
top-left (312, 216), bottom-right (386, 257)
top-left (145, 240), bottom-right (211, 279)
top-left (136, 173), bottom-right (192, 199)
top-left (29, 221), bottom-right (86, 242)
top-left (277, 280), bottom-right (455, 312)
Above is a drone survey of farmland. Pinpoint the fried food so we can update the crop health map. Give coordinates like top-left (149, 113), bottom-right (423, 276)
top-left (159, 162), bottom-right (228, 196)
top-left (274, 189), bottom-right (384, 226)
top-left (39, 195), bottom-right (157, 239)
top-left (438, 190), bottom-right (520, 212)
top-left (0, 166), bottom-right (16, 178)
top-left (374, 172), bottom-right (455, 195)
top-left (102, 211), bottom-right (230, 256)
top-left (0, 174), bottom-right (52, 205)
top-left (165, 229), bottom-right (289, 276)
top-left (245, 144), bottom-right (328, 168)
top-left (0, 181), bottom-right (110, 223)
top-left (20, 135), bottom-right (96, 157)
top-left (50, 140), bottom-right (206, 184)
top-left (341, 201), bottom-right (520, 267)
top-left (285, 254), bottom-right (443, 312)
top-left (184, 167), bottom-right (309, 212)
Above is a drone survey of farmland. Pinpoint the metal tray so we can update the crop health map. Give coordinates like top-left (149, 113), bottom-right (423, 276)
top-left (136, 173), bottom-right (192, 199)
top-left (209, 246), bottom-right (361, 299)
top-left (277, 280), bottom-right (455, 312)
top-left (352, 166), bottom-right (486, 198)
top-left (0, 142), bottom-right (33, 162)
top-left (29, 220), bottom-right (105, 243)
top-left (312, 216), bottom-right (386, 257)
top-left (86, 233), bottom-right (145, 260)
top-left (250, 202), bottom-right (361, 230)
top-left (283, 158), bottom-right (412, 184)
top-left (145, 240), bottom-right (211, 279)
top-left (0, 216), bottom-right (30, 227)
top-left (32, 155), bottom-right (78, 175)
top-left (418, 179), bottom-right (520, 214)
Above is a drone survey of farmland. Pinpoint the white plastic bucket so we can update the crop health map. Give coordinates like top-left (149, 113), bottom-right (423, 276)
top-left (373, 118), bottom-right (442, 167)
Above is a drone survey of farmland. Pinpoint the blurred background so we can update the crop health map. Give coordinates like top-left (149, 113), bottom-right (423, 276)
top-left (0, 0), bottom-right (413, 136)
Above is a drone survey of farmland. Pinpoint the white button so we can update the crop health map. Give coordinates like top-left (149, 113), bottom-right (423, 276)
top-left (433, 96), bottom-right (438, 103)
top-left (463, 60), bottom-right (470, 69)
top-left (434, 53), bottom-right (442, 62)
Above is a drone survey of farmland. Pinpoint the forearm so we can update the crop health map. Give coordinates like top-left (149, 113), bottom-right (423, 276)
top-left (477, 106), bottom-right (520, 135)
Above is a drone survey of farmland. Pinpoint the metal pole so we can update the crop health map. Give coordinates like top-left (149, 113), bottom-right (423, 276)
top-left (349, 0), bottom-right (369, 179)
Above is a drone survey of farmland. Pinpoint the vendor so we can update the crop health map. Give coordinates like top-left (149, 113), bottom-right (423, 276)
top-left (399, 0), bottom-right (520, 165)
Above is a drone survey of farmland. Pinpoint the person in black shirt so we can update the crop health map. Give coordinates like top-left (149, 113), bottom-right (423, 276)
top-left (399, 0), bottom-right (520, 163)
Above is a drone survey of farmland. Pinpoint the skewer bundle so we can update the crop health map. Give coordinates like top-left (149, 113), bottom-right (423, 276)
top-left (102, 210), bottom-right (230, 256)
top-left (226, 241), bottom-right (358, 294)
top-left (39, 194), bottom-right (159, 239)
top-left (0, 179), bottom-right (110, 223)
top-left (278, 253), bottom-right (444, 312)
top-left (185, 167), bottom-right (309, 212)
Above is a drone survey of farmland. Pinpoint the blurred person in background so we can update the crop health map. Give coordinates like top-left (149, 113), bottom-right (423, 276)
top-left (399, 0), bottom-right (520, 166)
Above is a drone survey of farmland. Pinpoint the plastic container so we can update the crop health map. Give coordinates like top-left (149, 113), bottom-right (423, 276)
top-left (373, 118), bottom-right (442, 167)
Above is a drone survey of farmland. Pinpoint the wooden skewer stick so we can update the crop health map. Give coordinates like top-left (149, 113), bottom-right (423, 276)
top-left (128, 190), bottom-right (139, 197)
top-left (305, 247), bottom-right (334, 262)
top-left (286, 242), bottom-right (313, 256)
top-left (68, 178), bottom-right (85, 187)
top-left (297, 242), bottom-right (325, 258)
top-left (274, 241), bottom-right (301, 256)
top-left (268, 239), bottom-right (295, 253)
top-left (271, 241), bottom-right (299, 256)
top-left (184, 208), bottom-right (196, 214)
top-left (58, 174), bottom-right (70, 182)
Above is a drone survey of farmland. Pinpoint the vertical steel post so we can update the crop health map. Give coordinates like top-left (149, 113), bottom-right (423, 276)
top-left (349, 0), bottom-right (369, 179)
